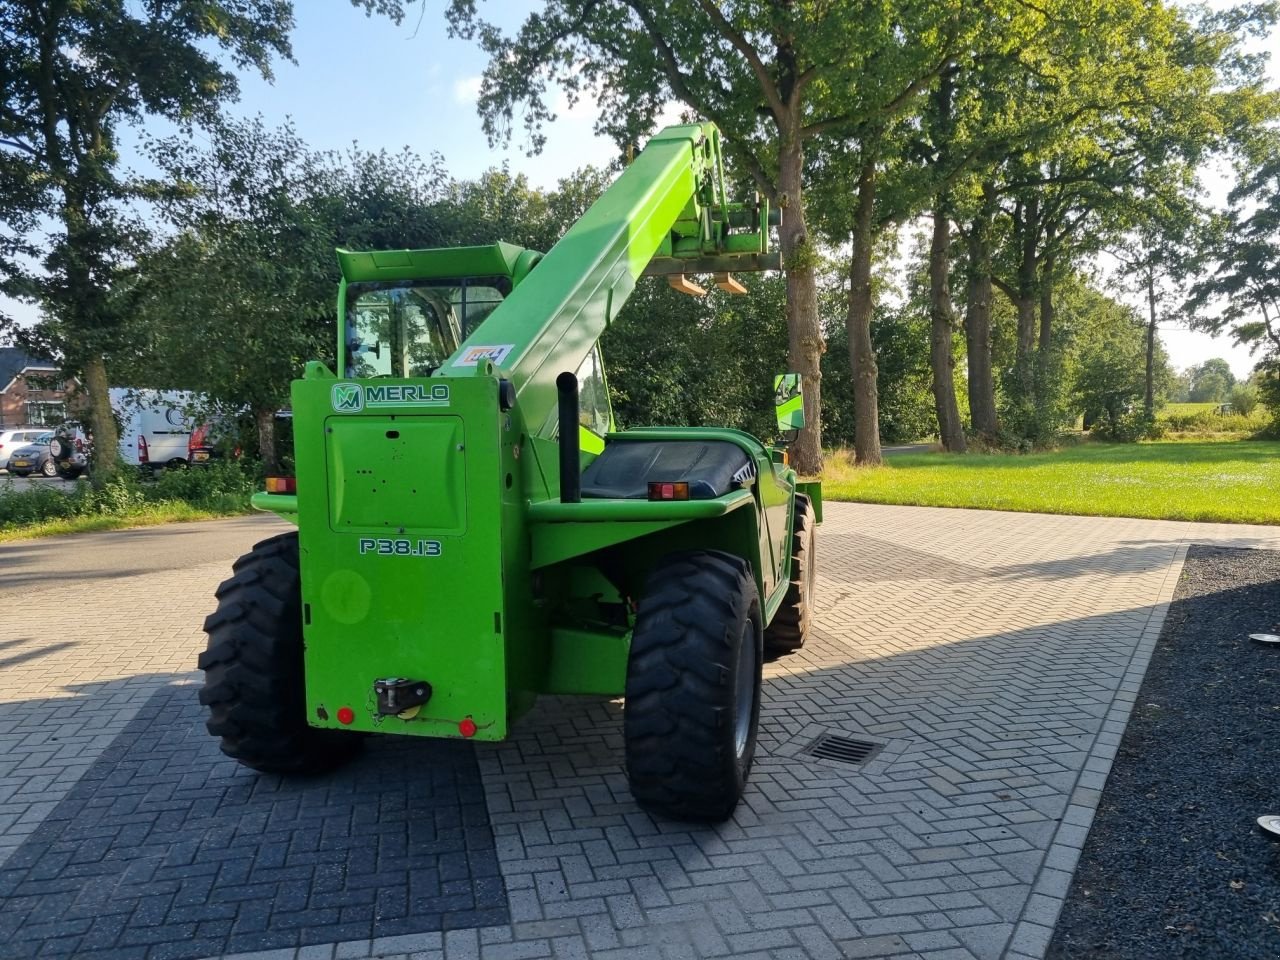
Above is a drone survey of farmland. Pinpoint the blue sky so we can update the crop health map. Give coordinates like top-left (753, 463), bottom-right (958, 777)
top-left (4, 0), bottom-right (1273, 378)
top-left (223, 0), bottom-right (620, 186)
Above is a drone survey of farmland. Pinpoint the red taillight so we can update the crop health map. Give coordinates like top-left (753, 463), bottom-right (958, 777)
top-left (337, 706), bottom-right (355, 725)
top-left (265, 476), bottom-right (296, 494)
top-left (458, 717), bottom-right (478, 738)
top-left (189, 423), bottom-right (209, 454)
top-left (137, 435), bottom-right (149, 463)
top-left (647, 481), bottom-right (690, 501)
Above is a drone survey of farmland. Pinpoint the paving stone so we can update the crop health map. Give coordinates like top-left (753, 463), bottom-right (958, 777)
top-left (6, 508), bottom-right (1280, 959)
top-left (0, 683), bottom-right (507, 958)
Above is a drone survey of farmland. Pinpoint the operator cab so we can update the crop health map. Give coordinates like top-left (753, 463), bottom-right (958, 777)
top-left (344, 277), bottom-right (510, 378)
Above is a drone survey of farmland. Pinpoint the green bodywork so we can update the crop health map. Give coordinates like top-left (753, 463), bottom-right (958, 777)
top-left (254, 122), bottom-right (819, 741)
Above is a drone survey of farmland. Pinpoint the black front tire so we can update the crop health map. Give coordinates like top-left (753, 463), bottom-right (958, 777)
top-left (40, 459), bottom-right (57, 478)
top-left (198, 531), bottom-right (360, 774)
top-left (764, 493), bottom-right (816, 657)
top-left (624, 550), bottom-right (762, 822)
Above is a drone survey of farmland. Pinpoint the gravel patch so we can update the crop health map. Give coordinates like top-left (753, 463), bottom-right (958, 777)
top-left (1049, 545), bottom-right (1280, 959)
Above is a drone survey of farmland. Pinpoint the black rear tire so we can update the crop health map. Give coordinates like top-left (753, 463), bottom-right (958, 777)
top-left (198, 531), bottom-right (360, 774)
top-left (764, 493), bottom-right (816, 658)
top-left (624, 550), bottom-right (762, 822)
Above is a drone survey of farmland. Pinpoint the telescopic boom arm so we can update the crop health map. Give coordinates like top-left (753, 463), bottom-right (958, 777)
top-left (435, 122), bottom-right (779, 440)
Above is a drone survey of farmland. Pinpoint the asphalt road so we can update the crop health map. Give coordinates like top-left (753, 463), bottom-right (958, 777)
top-left (0, 474), bottom-right (80, 494)
top-left (0, 513), bottom-right (290, 601)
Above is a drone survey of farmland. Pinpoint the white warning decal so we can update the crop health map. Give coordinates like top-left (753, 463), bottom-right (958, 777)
top-left (453, 344), bottom-right (516, 367)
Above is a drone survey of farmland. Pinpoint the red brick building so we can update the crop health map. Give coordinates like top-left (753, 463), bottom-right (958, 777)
top-left (0, 348), bottom-right (83, 428)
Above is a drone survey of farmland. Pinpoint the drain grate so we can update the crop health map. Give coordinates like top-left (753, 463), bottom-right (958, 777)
top-left (802, 734), bottom-right (883, 767)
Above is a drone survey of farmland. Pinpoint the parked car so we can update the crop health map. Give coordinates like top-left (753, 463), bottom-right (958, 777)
top-left (6, 433), bottom-right (57, 477)
top-left (49, 422), bottom-right (90, 479)
top-left (0, 427), bottom-right (55, 472)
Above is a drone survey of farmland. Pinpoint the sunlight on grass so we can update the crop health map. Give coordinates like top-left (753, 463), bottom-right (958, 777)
top-left (0, 502), bottom-right (252, 543)
top-left (823, 442), bottom-right (1280, 525)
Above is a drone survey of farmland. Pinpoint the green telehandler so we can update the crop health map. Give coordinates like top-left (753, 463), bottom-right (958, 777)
top-left (198, 122), bottom-right (821, 823)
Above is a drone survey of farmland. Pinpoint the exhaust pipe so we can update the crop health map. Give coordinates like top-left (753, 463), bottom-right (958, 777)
top-left (556, 372), bottom-right (581, 504)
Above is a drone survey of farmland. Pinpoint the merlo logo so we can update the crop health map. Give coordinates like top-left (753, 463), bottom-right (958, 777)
top-left (331, 383), bottom-right (364, 412)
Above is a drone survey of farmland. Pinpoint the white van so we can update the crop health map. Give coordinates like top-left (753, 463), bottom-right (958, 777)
top-left (111, 389), bottom-right (199, 472)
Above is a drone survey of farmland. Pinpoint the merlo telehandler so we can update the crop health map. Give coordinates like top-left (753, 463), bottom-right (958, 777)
top-left (198, 122), bottom-right (821, 822)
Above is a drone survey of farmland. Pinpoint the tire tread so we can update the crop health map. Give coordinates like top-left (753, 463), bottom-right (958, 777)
top-left (198, 532), bottom-right (358, 774)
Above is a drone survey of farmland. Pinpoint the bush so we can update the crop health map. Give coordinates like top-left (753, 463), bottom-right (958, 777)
top-left (0, 480), bottom-right (82, 525)
top-left (1091, 412), bottom-right (1157, 443)
top-left (1161, 408), bottom-right (1265, 434)
top-left (1229, 384), bottom-right (1260, 418)
top-left (148, 459), bottom-right (256, 506)
top-left (0, 458), bottom-right (256, 532)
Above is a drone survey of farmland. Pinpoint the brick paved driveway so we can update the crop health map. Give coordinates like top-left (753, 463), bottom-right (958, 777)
top-left (1, 506), bottom-right (1277, 960)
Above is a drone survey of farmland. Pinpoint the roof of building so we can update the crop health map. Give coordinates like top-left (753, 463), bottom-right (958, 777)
top-left (0, 347), bottom-right (58, 394)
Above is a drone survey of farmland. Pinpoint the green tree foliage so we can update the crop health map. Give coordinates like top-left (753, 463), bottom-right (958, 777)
top-left (132, 120), bottom-right (603, 469)
top-left (0, 0), bottom-right (297, 481)
top-left (1229, 383), bottom-right (1260, 417)
top-left (438, 0), bottom-right (951, 474)
top-left (989, 274), bottom-right (1171, 442)
top-left (1188, 139), bottom-right (1280, 370)
top-left (603, 274), bottom-right (788, 442)
top-left (962, 0), bottom-right (1276, 438)
top-left (1187, 358), bottom-right (1237, 403)
top-left (135, 118), bottom-right (334, 473)
top-left (1073, 306), bottom-right (1154, 437)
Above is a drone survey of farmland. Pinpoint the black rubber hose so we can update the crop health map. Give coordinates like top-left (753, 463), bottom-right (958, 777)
top-left (556, 371), bottom-right (581, 504)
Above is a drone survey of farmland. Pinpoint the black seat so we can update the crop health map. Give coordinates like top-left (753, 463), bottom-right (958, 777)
top-left (580, 440), bottom-right (754, 500)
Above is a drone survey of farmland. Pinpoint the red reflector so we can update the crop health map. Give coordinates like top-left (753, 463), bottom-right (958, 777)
top-left (137, 435), bottom-right (149, 463)
top-left (265, 476), bottom-right (297, 494)
top-left (337, 706), bottom-right (355, 725)
top-left (458, 717), bottom-right (478, 738)
top-left (647, 481), bottom-right (690, 501)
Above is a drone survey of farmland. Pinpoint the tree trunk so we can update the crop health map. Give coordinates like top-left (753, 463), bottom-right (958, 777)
top-left (255, 407), bottom-right (279, 475)
top-left (1038, 238), bottom-right (1055, 358)
top-left (929, 206), bottom-right (966, 453)
top-left (1014, 197), bottom-right (1039, 398)
top-left (1145, 269), bottom-right (1157, 419)
top-left (81, 356), bottom-right (119, 486)
top-left (846, 157), bottom-right (882, 466)
top-left (777, 140), bottom-right (823, 476)
top-left (965, 187), bottom-right (998, 438)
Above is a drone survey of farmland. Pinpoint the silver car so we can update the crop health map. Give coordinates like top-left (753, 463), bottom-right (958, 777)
top-left (0, 427), bottom-right (55, 472)
top-left (5, 433), bottom-right (56, 477)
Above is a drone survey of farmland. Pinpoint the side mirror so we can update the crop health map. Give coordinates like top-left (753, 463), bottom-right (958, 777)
top-left (774, 373), bottom-right (804, 441)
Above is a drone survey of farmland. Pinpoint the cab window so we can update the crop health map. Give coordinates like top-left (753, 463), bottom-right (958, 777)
top-left (576, 345), bottom-right (612, 439)
top-left (344, 277), bottom-right (510, 378)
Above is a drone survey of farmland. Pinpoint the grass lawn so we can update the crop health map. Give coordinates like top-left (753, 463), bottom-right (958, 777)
top-left (1161, 402), bottom-right (1221, 417)
top-left (0, 502), bottom-right (253, 543)
top-left (823, 441), bottom-right (1280, 525)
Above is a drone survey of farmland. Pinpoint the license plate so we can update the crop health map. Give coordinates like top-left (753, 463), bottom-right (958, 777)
top-left (11, 460), bottom-right (29, 468)
top-left (193, 451), bottom-right (209, 462)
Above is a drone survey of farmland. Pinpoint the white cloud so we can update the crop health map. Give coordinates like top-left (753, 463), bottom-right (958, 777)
top-left (453, 76), bottom-right (482, 104)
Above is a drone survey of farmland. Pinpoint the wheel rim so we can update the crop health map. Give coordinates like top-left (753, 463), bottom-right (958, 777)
top-left (733, 619), bottom-right (757, 761)
top-left (42, 461), bottom-right (56, 477)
